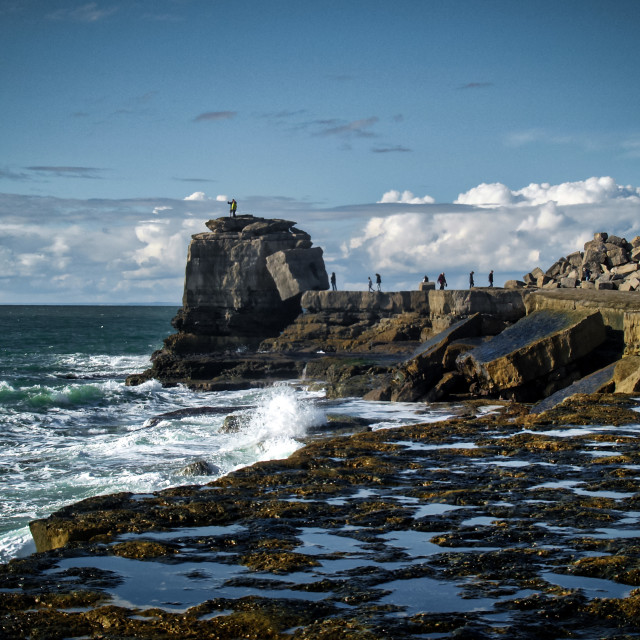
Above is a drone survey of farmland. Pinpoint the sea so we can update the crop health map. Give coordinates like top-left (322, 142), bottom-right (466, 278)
top-left (0, 305), bottom-right (450, 564)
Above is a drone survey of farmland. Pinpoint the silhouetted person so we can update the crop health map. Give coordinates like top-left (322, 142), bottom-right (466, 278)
top-left (489, 270), bottom-right (494, 287)
top-left (227, 199), bottom-right (237, 217)
top-left (330, 272), bottom-right (337, 291)
top-left (422, 275), bottom-right (429, 282)
top-left (437, 272), bottom-right (447, 290)
top-left (368, 277), bottom-right (374, 292)
top-left (375, 273), bottom-right (382, 291)
top-left (469, 271), bottom-right (474, 288)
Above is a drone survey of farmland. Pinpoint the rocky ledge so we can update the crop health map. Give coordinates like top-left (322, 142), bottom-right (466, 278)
top-left (128, 224), bottom-right (640, 409)
top-left (4, 395), bottom-right (640, 639)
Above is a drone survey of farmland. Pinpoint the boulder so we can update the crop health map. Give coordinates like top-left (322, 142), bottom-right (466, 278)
top-left (605, 244), bottom-right (629, 267)
top-left (529, 362), bottom-right (617, 414)
top-left (613, 262), bottom-right (639, 276)
top-left (546, 258), bottom-right (568, 278)
top-left (456, 309), bottom-right (606, 396)
top-left (386, 314), bottom-right (484, 402)
top-left (566, 251), bottom-right (583, 267)
top-left (419, 281), bottom-right (436, 291)
top-left (177, 460), bottom-right (220, 476)
top-left (560, 277), bottom-right (578, 289)
top-left (504, 280), bottom-right (526, 289)
top-left (594, 232), bottom-right (609, 243)
top-left (266, 247), bottom-right (329, 300)
top-left (612, 355), bottom-right (640, 393)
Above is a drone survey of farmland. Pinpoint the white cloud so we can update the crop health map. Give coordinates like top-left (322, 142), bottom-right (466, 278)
top-left (335, 177), bottom-right (640, 288)
top-left (184, 191), bottom-right (207, 201)
top-left (378, 189), bottom-right (435, 204)
top-left (2, 177), bottom-right (640, 301)
top-left (456, 176), bottom-right (640, 208)
top-left (454, 182), bottom-right (515, 207)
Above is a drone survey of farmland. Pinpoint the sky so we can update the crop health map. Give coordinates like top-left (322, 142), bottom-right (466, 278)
top-left (1, 0), bottom-right (640, 303)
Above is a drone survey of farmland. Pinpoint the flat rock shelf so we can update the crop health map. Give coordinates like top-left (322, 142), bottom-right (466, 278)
top-left (3, 394), bottom-right (640, 639)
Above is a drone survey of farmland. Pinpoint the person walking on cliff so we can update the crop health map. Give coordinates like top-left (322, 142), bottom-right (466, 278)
top-left (331, 272), bottom-right (337, 291)
top-left (227, 199), bottom-right (237, 217)
top-left (469, 271), bottom-right (475, 288)
top-left (489, 270), bottom-right (494, 287)
top-left (375, 273), bottom-right (382, 292)
top-left (437, 272), bottom-right (447, 290)
top-left (368, 277), bottom-right (374, 292)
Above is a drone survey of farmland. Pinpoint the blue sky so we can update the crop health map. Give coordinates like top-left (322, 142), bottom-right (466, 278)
top-left (1, 0), bottom-right (640, 303)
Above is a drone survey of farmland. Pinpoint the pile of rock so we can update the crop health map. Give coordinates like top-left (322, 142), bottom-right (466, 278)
top-left (522, 232), bottom-right (640, 291)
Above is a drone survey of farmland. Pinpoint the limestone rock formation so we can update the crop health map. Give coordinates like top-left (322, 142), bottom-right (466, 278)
top-left (265, 289), bottom-right (526, 354)
top-left (266, 246), bottom-right (329, 300)
top-left (170, 215), bottom-right (327, 350)
top-left (456, 309), bottom-right (607, 399)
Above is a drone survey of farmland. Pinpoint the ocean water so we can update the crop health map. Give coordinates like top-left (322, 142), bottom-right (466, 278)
top-left (0, 306), bottom-right (441, 563)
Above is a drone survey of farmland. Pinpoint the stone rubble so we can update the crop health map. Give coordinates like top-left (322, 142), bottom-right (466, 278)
top-left (521, 231), bottom-right (640, 292)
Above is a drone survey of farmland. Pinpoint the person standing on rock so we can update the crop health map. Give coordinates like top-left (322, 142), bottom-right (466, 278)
top-left (227, 199), bottom-right (237, 217)
top-left (437, 272), bottom-right (447, 290)
top-left (331, 272), bottom-right (337, 291)
top-left (489, 270), bottom-right (494, 287)
top-left (375, 273), bottom-right (382, 291)
top-left (469, 271), bottom-right (474, 288)
top-left (368, 277), bottom-right (374, 292)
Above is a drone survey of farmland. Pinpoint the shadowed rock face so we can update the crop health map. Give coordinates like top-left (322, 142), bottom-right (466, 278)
top-left (172, 216), bottom-right (325, 348)
top-left (456, 309), bottom-right (607, 396)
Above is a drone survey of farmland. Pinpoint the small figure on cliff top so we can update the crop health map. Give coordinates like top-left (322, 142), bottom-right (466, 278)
top-left (331, 272), bottom-right (337, 291)
top-left (375, 273), bottom-right (382, 291)
top-left (368, 276), bottom-right (374, 292)
top-left (437, 272), bottom-right (447, 290)
top-left (227, 199), bottom-right (237, 217)
top-left (489, 270), bottom-right (494, 287)
top-left (469, 271), bottom-right (475, 288)
top-left (422, 275), bottom-right (429, 282)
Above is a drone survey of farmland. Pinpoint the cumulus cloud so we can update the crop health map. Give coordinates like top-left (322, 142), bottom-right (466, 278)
top-left (184, 192), bottom-right (207, 201)
top-left (455, 176), bottom-right (640, 207)
top-left (378, 190), bottom-right (435, 204)
top-left (2, 176), bottom-right (640, 301)
top-left (334, 176), bottom-right (640, 290)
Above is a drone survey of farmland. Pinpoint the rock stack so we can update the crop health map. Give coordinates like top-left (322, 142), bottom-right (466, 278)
top-left (171, 215), bottom-right (329, 351)
top-left (522, 232), bottom-right (640, 291)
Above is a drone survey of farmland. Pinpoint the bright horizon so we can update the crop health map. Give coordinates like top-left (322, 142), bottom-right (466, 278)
top-left (2, 1), bottom-right (640, 303)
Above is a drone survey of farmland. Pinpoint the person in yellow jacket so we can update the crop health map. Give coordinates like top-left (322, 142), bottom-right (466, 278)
top-left (228, 199), bottom-right (237, 217)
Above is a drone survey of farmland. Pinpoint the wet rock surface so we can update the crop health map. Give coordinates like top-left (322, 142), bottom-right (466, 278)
top-left (4, 394), bottom-right (640, 638)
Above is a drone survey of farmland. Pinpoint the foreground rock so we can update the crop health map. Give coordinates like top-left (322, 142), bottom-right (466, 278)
top-left (457, 309), bottom-right (607, 400)
top-left (4, 395), bottom-right (640, 639)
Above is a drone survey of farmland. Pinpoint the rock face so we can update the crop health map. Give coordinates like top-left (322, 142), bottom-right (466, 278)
top-left (171, 216), bottom-right (327, 349)
top-left (266, 246), bottom-right (329, 300)
top-left (265, 289), bottom-right (526, 354)
top-left (456, 309), bottom-right (607, 399)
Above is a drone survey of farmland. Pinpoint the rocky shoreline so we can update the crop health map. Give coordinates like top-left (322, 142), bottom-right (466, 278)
top-left (4, 219), bottom-right (640, 637)
top-left (3, 395), bottom-right (640, 638)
